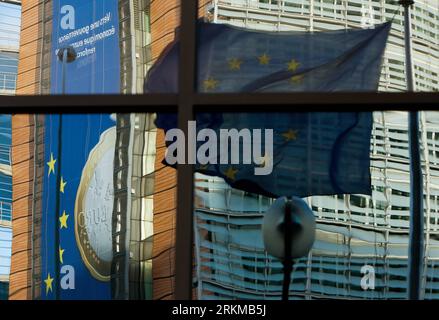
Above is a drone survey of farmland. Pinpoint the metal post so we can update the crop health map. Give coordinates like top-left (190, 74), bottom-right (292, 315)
top-left (175, 0), bottom-right (197, 300)
top-left (402, 2), bottom-right (415, 93)
top-left (408, 109), bottom-right (423, 300)
top-left (61, 49), bottom-right (67, 94)
top-left (282, 199), bottom-right (293, 301)
top-left (400, 0), bottom-right (424, 300)
top-left (57, 47), bottom-right (76, 94)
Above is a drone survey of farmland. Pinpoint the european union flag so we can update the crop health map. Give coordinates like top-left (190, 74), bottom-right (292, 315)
top-left (192, 112), bottom-right (373, 198)
top-left (146, 21), bottom-right (391, 93)
top-left (145, 21), bottom-right (391, 197)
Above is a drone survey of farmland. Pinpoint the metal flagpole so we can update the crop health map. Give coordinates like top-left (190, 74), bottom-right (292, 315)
top-left (282, 198), bottom-right (293, 301)
top-left (399, 0), bottom-right (424, 300)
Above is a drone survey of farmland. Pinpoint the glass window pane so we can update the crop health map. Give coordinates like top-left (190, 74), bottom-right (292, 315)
top-left (7, 108), bottom-right (439, 300)
top-left (175, 111), bottom-right (437, 299)
top-left (0, 2), bottom-right (20, 96)
top-left (0, 115), bottom-right (11, 300)
top-left (10, 1), bottom-right (182, 95)
top-left (190, 0), bottom-right (438, 93)
top-left (30, 112), bottom-right (177, 300)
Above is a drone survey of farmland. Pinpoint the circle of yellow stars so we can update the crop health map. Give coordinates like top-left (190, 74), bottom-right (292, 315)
top-left (202, 54), bottom-right (303, 92)
top-left (44, 152), bottom-right (69, 295)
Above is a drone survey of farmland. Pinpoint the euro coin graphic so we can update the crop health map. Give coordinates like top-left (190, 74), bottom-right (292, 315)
top-left (75, 127), bottom-right (116, 281)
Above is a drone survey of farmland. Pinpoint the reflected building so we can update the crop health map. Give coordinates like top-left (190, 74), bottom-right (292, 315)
top-left (207, 0), bottom-right (438, 91)
top-left (192, 0), bottom-right (439, 300)
top-left (0, 1), bottom-right (20, 95)
top-left (0, 115), bottom-right (12, 300)
top-left (194, 111), bottom-right (439, 299)
top-left (6, 0), bottom-right (439, 301)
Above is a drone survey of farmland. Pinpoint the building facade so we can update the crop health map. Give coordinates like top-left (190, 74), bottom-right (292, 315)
top-left (0, 0), bottom-right (19, 300)
top-left (0, 115), bottom-right (12, 300)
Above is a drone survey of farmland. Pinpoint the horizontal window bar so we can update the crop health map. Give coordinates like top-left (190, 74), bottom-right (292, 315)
top-left (0, 92), bottom-right (437, 111)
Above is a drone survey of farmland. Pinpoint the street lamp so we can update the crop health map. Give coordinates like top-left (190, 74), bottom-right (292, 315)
top-left (262, 197), bottom-right (316, 300)
top-left (56, 46), bottom-right (77, 94)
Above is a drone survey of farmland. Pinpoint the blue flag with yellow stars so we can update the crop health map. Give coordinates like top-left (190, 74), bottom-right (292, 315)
top-left (146, 21), bottom-right (390, 197)
top-left (146, 20), bottom-right (391, 93)
top-left (41, 114), bottom-right (116, 299)
top-left (193, 112), bottom-right (372, 198)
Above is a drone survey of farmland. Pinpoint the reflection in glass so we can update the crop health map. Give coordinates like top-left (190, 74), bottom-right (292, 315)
top-left (146, 21), bottom-right (390, 93)
top-left (206, 0), bottom-right (438, 92)
top-left (0, 115), bottom-right (11, 300)
top-left (192, 111), bottom-right (439, 300)
top-left (40, 0), bottom-right (181, 94)
top-left (0, 2), bottom-right (20, 95)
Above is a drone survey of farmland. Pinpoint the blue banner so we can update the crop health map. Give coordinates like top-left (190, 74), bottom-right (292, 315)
top-left (42, 0), bottom-right (120, 299)
top-left (50, 0), bottom-right (120, 94)
top-left (41, 114), bottom-right (116, 299)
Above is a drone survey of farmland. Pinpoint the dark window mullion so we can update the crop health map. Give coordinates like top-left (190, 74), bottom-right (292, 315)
top-left (175, 0), bottom-right (198, 300)
top-left (1, 93), bottom-right (437, 111)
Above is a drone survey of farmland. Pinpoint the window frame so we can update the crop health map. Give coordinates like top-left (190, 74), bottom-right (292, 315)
top-left (1, 0), bottom-right (439, 301)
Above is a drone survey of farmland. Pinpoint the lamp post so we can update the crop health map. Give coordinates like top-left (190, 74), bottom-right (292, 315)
top-left (262, 197), bottom-right (316, 301)
top-left (399, 0), bottom-right (424, 300)
top-left (57, 46), bottom-right (77, 94)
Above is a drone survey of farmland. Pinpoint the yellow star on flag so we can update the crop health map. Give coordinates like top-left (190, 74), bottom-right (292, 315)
top-left (59, 246), bottom-right (65, 264)
top-left (282, 129), bottom-right (298, 141)
top-left (258, 53), bottom-right (271, 65)
top-left (224, 167), bottom-right (238, 181)
top-left (47, 153), bottom-right (56, 177)
top-left (228, 58), bottom-right (243, 70)
top-left (203, 77), bottom-right (219, 91)
top-left (290, 74), bottom-right (304, 84)
top-left (44, 273), bottom-right (54, 294)
top-left (287, 59), bottom-right (300, 72)
top-left (60, 176), bottom-right (67, 193)
top-left (59, 210), bottom-right (69, 229)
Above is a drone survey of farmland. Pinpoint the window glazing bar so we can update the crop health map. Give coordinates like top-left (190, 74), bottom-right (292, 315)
top-left (175, 0), bottom-right (198, 300)
top-left (0, 92), bottom-right (437, 111)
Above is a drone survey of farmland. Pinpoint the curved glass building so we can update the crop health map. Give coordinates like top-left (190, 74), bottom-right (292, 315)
top-left (193, 0), bottom-right (439, 300)
top-left (208, 0), bottom-right (438, 92)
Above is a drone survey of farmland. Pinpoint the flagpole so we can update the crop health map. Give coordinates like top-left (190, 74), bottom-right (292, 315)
top-left (400, 0), bottom-right (424, 300)
top-left (282, 198), bottom-right (293, 301)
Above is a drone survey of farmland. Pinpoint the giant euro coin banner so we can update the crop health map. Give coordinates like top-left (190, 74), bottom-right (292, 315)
top-left (51, 0), bottom-right (120, 94)
top-left (41, 115), bottom-right (117, 299)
